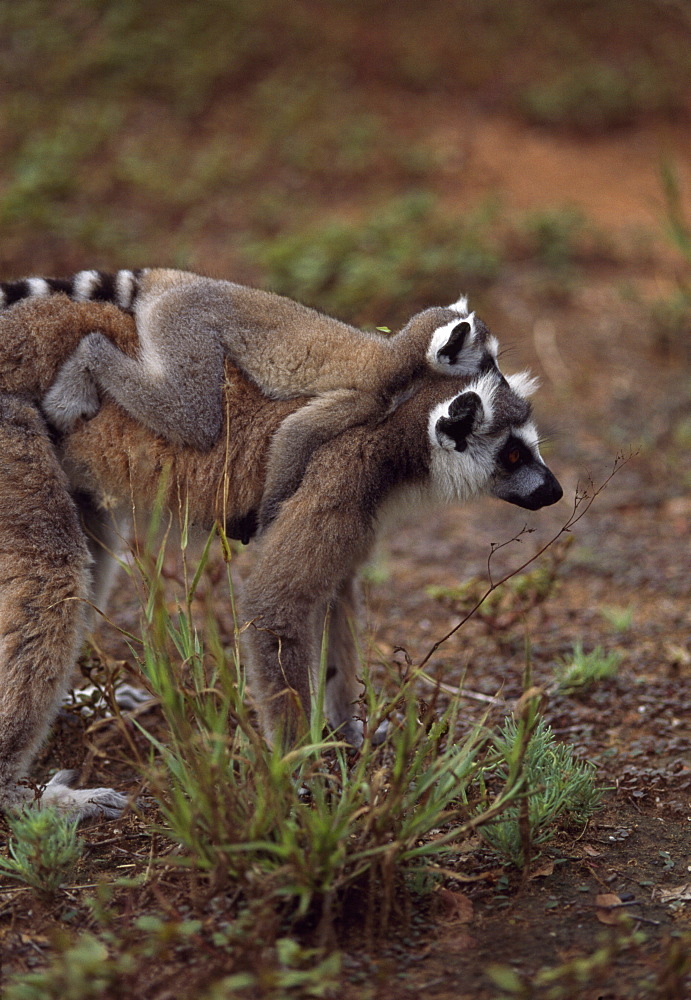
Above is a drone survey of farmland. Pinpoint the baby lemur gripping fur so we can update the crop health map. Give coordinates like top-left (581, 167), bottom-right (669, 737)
top-left (2, 269), bottom-right (500, 527)
top-left (0, 295), bottom-right (561, 819)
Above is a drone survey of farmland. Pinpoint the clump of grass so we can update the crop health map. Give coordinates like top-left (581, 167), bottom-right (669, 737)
top-left (475, 715), bottom-right (603, 867)
top-left (554, 642), bottom-right (621, 692)
top-left (4, 921), bottom-right (341, 1000)
top-left (647, 162), bottom-right (691, 359)
top-left (117, 521), bottom-right (536, 940)
top-left (599, 605), bottom-right (634, 633)
top-left (519, 59), bottom-right (678, 131)
top-left (0, 805), bottom-right (83, 898)
top-left (520, 206), bottom-right (589, 272)
top-left (488, 926), bottom-right (652, 1000)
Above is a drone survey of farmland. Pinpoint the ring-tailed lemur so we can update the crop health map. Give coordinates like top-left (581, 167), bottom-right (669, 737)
top-left (0, 295), bottom-right (561, 819)
top-left (1, 269), bottom-right (502, 527)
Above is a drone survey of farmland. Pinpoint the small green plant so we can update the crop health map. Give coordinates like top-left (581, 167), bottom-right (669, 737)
top-left (0, 805), bottom-right (84, 897)
top-left (554, 642), bottom-right (621, 692)
top-left (599, 605), bottom-right (634, 633)
top-left (648, 162), bottom-right (691, 357)
top-left (488, 927), bottom-right (651, 1000)
top-left (4, 933), bottom-right (123, 1000)
top-left (520, 206), bottom-right (589, 273)
top-left (519, 59), bottom-right (677, 131)
top-left (204, 937), bottom-right (341, 999)
top-left (475, 715), bottom-right (603, 867)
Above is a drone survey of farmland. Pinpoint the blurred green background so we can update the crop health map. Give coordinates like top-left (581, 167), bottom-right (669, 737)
top-left (0, 0), bottom-right (689, 326)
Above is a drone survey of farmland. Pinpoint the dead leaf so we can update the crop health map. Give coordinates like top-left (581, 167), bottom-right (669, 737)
top-left (20, 933), bottom-right (49, 946)
top-left (595, 892), bottom-right (623, 925)
top-left (652, 883), bottom-right (691, 904)
top-left (582, 845), bottom-right (602, 857)
top-left (530, 860), bottom-right (555, 879)
top-left (434, 887), bottom-right (474, 924)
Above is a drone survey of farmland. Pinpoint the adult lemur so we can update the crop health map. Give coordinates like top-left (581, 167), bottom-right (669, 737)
top-left (1, 269), bottom-right (500, 526)
top-left (0, 294), bottom-right (561, 819)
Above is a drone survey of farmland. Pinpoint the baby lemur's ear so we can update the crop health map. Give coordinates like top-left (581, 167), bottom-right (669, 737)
top-left (427, 307), bottom-right (499, 376)
top-left (433, 391), bottom-right (484, 452)
top-left (436, 319), bottom-right (473, 366)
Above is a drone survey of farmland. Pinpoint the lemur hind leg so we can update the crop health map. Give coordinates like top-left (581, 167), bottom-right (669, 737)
top-left (324, 576), bottom-right (389, 747)
top-left (0, 394), bottom-right (127, 819)
top-left (323, 575), bottom-right (365, 746)
top-left (44, 305), bottom-right (226, 451)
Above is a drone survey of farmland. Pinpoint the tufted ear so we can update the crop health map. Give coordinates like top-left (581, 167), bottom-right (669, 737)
top-left (436, 320), bottom-right (472, 366)
top-left (434, 391), bottom-right (483, 452)
top-left (428, 310), bottom-right (499, 377)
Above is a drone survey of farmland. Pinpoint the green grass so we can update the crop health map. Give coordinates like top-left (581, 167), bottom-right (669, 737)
top-left (245, 193), bottom-right (501, 323)
top-left (519, 59), bottom-right (681, 131)
top-left (473, 715), bottom-right (603, 867)
top-left (1, 0), bottom-right (686, 281)
top-left (0, 806), bottom-right (83, 899)
top-left (554, 642), bottom-right (621, 693)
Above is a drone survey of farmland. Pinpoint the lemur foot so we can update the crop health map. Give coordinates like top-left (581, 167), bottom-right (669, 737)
top-left (40, 769), bottom-right (129, 820)
top-left (42, 333), bottom-right (102, 432)
top-left (336, 718), bottom-right (389, 749)
top-left (0, 770), bottom-right (129, 821)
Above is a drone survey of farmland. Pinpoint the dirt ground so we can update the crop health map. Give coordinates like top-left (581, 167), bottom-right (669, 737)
top-left (1, 107), bottom-right (690, 999)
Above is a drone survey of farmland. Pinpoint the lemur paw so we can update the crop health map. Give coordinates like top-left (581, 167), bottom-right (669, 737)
top-left (40, 770), bottom-right (129, 820)
top-left (42, 336), bottom-right (101, 432)
top-left (335, 718), bottom-right (389, 749)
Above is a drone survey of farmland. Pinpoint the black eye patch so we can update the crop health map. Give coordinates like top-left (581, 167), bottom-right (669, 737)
top-left (499, 437), bottom-right (531, 472)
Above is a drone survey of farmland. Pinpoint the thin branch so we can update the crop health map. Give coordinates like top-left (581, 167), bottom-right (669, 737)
top-left (418, 449), bottom-right (635, 671)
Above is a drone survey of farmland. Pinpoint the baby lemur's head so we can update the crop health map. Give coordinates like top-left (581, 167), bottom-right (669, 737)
top-left (396, 295), bottom-right (500, 382)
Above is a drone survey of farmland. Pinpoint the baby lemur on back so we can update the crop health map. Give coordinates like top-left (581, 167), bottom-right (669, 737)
top-left (0, 293), bottom-right (562, 819)
top-left (1, 269), bottom-right (500, 526)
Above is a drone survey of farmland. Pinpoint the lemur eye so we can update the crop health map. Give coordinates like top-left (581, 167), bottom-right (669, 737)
top-left (508, 447), bottom-right (521, 465)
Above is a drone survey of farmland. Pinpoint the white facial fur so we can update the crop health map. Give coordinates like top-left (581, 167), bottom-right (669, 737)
top-left (427, 304), bottom-right (499, 376)
top-left (427, 381), bottom-right (499, 501)
top-left (448, 294), bottom-right (469, 313)
top-left (426, 367), bottom-right (547, 505)
top-left (506, 370), bottom-right (539, 399)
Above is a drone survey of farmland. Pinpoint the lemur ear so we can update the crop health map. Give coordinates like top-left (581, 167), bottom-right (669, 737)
top-left (428, 312), bottom-right (492, 376)
top-left (436, 320), bottom-right (472, 366)
top-left (434, 391), bottom-right (483, 452)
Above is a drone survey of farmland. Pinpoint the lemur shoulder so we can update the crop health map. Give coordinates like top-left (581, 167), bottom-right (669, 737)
top-left (0, 294), bottom-right (562, 819)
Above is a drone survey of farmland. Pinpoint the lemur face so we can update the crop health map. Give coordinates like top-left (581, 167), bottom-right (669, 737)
top-left (426, 296), bottom-right (499, 378)
top-left (429, 371), bottom-right (563, 510)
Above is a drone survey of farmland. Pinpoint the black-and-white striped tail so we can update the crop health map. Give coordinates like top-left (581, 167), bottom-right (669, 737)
top-left (0, 269), bottom-right (145, 312)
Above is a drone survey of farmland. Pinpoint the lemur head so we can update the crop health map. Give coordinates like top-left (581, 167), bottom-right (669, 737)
top-left (428, 369), bottom-right (563, 510)
top-left (422, 294), bottom-right (499, 378)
